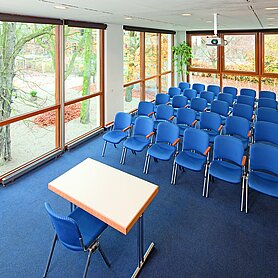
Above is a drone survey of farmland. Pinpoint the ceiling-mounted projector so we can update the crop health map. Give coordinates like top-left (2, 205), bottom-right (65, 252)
top-left (206, 37), bottom-right (225, 46)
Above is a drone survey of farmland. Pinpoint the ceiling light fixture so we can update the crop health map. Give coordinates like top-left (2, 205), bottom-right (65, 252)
top-left (267, 17), bottom-right (275, 20)
top-left (181, 13), bottom-right (191, 16)
top-left (125, 17), bottom-right (132, 20)
top-left (54, 5), bottom-right (68, 9)
top-left (265, 7), bottom-right (278, 10)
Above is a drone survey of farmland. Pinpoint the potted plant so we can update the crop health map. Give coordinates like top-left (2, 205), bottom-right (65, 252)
top-left (30, 90), bottom-right (38, 101)
top-left (172, 41), bottom-right (193, 82)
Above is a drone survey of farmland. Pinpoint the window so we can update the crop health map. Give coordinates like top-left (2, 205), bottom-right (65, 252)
top-left (145, 33), bottom-right (159, 78)
top-left (222, 74), bottom-right (259, 92)
top-left (161, 34), bottom-right (171, 73)
top-left (189, 72), bottom-right (220, 86)
top-left (264, 34), bottom-right (278, 74)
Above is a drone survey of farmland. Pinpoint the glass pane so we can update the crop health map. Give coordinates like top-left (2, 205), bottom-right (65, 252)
top-left (161, 73), bottom-right (171, 93)
top-left (264, 34), bottom-right (278, 74)
top-left (190, 72), bottom-right (220, 86)
top-left (123, 83), bottom-right (141, 112)
top-left (65, 27), bottom-right (99, 101)
top-left (123, 30), bottom-right (141, 84)
top-left (261, 78), bottom-right (278, 96)
top-left (145, 33), bottom-right (159, 78)
top-left (145, 78), bottom-right (159, 101)
top-left (222, 74), bottom-right (259, 94)
top-left (224, 34), bottom-right (256, 72)
top-left (65, 96), bottom-right (100, 143)
top-left (0, 22), bottom-right (56, 120)
top-left (161, 34), bottom-right (171, 73)
top-left (191, 36), bottom-right (218, 69)
top-left (0, 111), bottom-right (57, 175)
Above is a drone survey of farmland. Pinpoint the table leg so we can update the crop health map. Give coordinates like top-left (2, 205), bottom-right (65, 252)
top-left (131, 214), bottom-right (155, 278)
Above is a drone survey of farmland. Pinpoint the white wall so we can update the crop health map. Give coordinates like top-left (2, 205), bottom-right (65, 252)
top-left (105, 24), bottom-right (124, 123)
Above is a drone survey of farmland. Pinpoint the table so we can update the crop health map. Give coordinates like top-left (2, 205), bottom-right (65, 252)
top-left (48, 158), bottom-right (159, 277)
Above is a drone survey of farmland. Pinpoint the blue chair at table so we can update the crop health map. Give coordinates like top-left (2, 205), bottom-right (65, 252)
top-left (240, 88), bottom-right (256, 100)
top-left (190, 97), bottom-right (207, 120)
top-left (217, 93), bottom-right (234, 111)
top-left (225, 116), bottom-right (251, 150)
top-left (43, 203), bottom-right (110, 278)
top-left (237, 95), bottom-right (255, 109)
top-left (102, 112), bottom-right (132, 157)
top-left (199, 112), bottom-right (223, 144)
top-left (120, 117), bottom-right (154, 164)
top-left (176, 108), bottom-right (197, 137)
top-left (153, 104), bottom-right (174, 130)
top-left (223, 86), bottom-right (238, 100)
top-left (192, 83), bottom-right (205, 95)
top-left (233, 103), bottom-right (254, 124)
top-left (154, 93), bottom-right (170, 112)
top-left (171, 128), bottom-right (210, 194)
top-left (172, 95), bottom-right (188, 115)
top-left (183, 88), bottom-right (197, 103)
top-left (257, 98), bottom-right (277, 110)
top-left (200, 90), bottom-right (215, 110)
top-left (257, 107), bottom-right (278, 124)
top-left (168, 87), bottom-right (181, 101)
top-left (259, 90), bottom-right (276, 100)
top-left (254, 121), bottom-right (278, 147)
top-left (207, 84), bottom-right (221, 98)
top-left (178, 81), bottom-right (190, 91)
top-left (204, 136), bottom-right (247, 212)
top-left (131, 101), bottom-right (154, 124)
top-left (144, 122), bottom-right (180, 174)
top-left (246, 143), bottom-right (278, 213)
top-left (211, 100), bottom-right (230, 125)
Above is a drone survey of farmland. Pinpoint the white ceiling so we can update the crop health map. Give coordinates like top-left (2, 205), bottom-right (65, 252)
top-left (0, 0), bottom-right (277, 31)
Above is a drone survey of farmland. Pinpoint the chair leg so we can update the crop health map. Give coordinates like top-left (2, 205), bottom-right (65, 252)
top-left (205, 172), bottom-right (210, 198)
top-left (245, 177), bottom-right (249, 214)
top-left (171, 161), bottom-right (177, 185)
top-left (203, 163), bottom-right (209, 197)
top-left (43, 234), bottom-right (57, 278)
top-left (98, 245), bottom-right (111, 268)
top-left (240, 175), bottom-right (245, 212)
top-left (120, 147), bottom-right (127, 164)
top-left (143, 154), bottom-right (151, 174)
top-left (83, 249), bottom-right (93, 278)
top-left (102, 141), bottom-right (107, 157)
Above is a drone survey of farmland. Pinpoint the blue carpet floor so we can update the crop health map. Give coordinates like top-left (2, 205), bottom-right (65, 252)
top-left (1, 134), bottom-right (278, 278)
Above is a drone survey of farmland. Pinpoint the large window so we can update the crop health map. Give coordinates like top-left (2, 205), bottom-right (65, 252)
top-left (145, 33), bottom-right (159, 78)
top-left (264, 34), bottom-right (278, 74)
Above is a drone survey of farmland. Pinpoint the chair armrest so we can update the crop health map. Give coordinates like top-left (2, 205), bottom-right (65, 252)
top-left (172, 138), bottom-right (180, 146)
top-left (166, 102), bottom-right (171, 105)
top-left (218, 125), bottom-right (223, 132)
top-left (252, 114), bottom-right (255, 121)
top-left (204, 107), bottom-right (207, 112)
top-left (248, 130), bottom-right (252, 137)
top-left (169, 116), bottom-right (175, 121)
top-left (242, 155), bottom-right (247, 166)
top-left (203, 146), bottom-right (211, 156)
top-left (122, 125), bottom-right (132, 132)
top-left (146, 131), bottom-right (155, 139)
top-left (148, 111), bottom-right (155, 117)
top-left (191, 120), bottom-right (197, 126)
top-left (184, 104), bottom-right (189, 108)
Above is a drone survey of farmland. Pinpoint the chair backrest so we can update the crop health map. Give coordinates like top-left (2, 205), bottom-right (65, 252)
top-left (137, 101), bottom-right (154, 116)
top-left (182, 128), bottom-right (209, 154)
top-left (233, 103), bottom-right (253, 122)
top-left (225, 116), bottom-right (250, 139)
top-left (45, 203), bottom-right (83, 251)
top-left (213, 135), bottom-right (244, 167)
top-left (133, 117), bottom-right (154, 137)
top-left (156, 104), bottom-right (174, 121)
top-left (217, 93), bottom-right (233, 107)
top-left (258, 98), bottom-right (277, 110)
top-left (114, 112), bottom-right (132, 130)
top-left (259, 90), bottom-right (276, 100)
top-left (200, 112), bottom-right (221, 131)
top-left (168, 87), bottom-right (181, 98)
top-left (172, 95), bottom-right (188, 108)
top-left (207, 84), bottom-right (221, 96)
top-left (250, 143), bottom-right (278, 176)
top-left (192, 83), bottom-right (205, 93)
top-left (178, 82), bottom-right (190, 91)
top-left (176, 108), bottom-right (196, 125)
top-left (237, 95), bottom-right (255, 108)
top-left (240, 88), bottom-right (256, 99)
top-left (156, 122), bottom-right (179, 144)
top-left (257, 107), bottom-right (278, 124)
top-left (223, 86), bottom-right (237, 100)
top-left (155, 93), bottom-right (170, 105)
top-left (211, 100), bottom-right (229, 117)
top-left (254, 121), bottom-right (278, 146)
top-left (190, 97), bottom-right (207, 112)
top-left (200, 90), bottom-right (215, 104)
top-left (183, 89), bottom-right (197, 100)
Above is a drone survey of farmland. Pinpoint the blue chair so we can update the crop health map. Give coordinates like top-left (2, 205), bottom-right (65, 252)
top-left (172, 95), bottom-right (188, 115)
top-left (179, 81), bottom-right (190, 91)
top-left (190, 97), bottom-right (207, 119)
top-left (120, 117), bottom-right (154, 164)
top-left (154, 93), bottom-right (170, 112)
top-left (207, 84), bottom-right (221, 97)
top-left (257, 98), bottom-right (277, 110)
top-left (43, 203), bottom-right (110, 278)
top-left (240, 88), bottom-right (256, 100)
top-left (217, 93), bottom-right (234, 110)
top-left (200, 91), bottom-right (215, 110)
top-left (153, 104), bottom-right (174, 130)
top-left (176, 108), bottom-right (197, 136)
top-left (192, 83), bottom-right (205, 95)
top-left (131, 101), bottom-right (154, 124)
top-left (246, 143), bottom-right (278, 213)
top-left (144, 122), bottom-right (180, 174)
top-left (233, 103), bottom-right (254, 123)
top-left (102, 112), bottom-right (132, 157)
top-left (223, 86), bottom-right (238, 100)
top-left (225, 116), bottom-right (251, 150)
top-left (183, 89), bottom-right (197, 102)
top-left (204, 136), bottom-right (246, 212)
top-left (259, 90), bottom-right (276, 100)
top-left (254, 121), bottom-right (278, 147)
top-left (168, 87), bottom-right (181, 100)
top-left (237, 95), bottom-right (255, 109)
top-left (199, 112), bottom-right (223, 143)
top-left (211, 100), bottom-right (230, 125)
top-left (171, 128), bottom-right (210, 193)
top-left (257, 107), bottom-right (278, 124)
